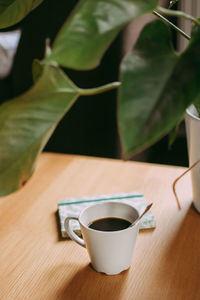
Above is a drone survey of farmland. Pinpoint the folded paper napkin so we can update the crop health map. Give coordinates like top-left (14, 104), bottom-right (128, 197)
top-left (58, 191), bottom-right (156, 238)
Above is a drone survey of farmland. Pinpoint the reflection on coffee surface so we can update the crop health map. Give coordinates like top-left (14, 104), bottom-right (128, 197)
top-left (88, 217), bottom-right (131, 231)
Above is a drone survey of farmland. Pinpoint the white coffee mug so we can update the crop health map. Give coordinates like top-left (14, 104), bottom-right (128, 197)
top-left (64, 201), bottom-right (140, 275)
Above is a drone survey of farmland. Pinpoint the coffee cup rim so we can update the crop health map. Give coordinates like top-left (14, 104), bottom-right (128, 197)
top-left (78, 201), bottom-right (140, 233)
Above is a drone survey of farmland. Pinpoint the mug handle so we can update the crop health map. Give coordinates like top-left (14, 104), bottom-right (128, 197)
top-left (64, 216), bottom-right (86, 248)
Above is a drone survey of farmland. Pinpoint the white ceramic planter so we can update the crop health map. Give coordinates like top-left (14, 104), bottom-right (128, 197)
top-left (185, 105), bottom-right (200, 212)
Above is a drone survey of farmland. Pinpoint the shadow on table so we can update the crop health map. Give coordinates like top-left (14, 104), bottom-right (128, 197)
top-left (153, 204), bottom-right (200, 299)
top-left (57, 263), bottom-right (129, 300)
top-left (54, 211), bottom-right (66, 241)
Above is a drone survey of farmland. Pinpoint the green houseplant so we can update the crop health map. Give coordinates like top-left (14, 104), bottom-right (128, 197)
top-left (0, 0), bottom-right (200, 196)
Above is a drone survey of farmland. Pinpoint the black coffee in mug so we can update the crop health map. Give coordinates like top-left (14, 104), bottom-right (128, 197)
top-left (88, 217), bottom-right (131, 232)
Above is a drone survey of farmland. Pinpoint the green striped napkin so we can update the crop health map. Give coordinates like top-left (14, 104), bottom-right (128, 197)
top-left (58, 191), bottom-right (156, 238)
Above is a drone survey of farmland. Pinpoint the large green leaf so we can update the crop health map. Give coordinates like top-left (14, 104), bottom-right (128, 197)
top-left (45, 0), bottom-right (158, 70)
top-left (31, 0), bottom-right (44, 10)
top-left (0, 1), bottom-right (14, 15)
top-left (0, 64), bottom-right (80, 195)
top-left (118, 20), bottom-right (200, 159)
top-left (0, 0), bottom-right (44, 29)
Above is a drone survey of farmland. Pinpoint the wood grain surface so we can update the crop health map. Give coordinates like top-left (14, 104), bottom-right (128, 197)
top-left (0, 152), bottom-right (200, 300)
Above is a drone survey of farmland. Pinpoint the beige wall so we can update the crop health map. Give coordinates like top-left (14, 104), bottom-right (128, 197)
top-left (122, 0), bottom-right (168, 55)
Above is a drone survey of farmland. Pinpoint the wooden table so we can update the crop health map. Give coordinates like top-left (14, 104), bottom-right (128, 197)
top-left (1, 152), bottom-right (200, 300)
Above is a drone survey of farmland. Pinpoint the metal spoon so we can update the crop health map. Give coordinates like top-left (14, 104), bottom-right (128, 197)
top-left (130, 203), bottom-right (153, 227)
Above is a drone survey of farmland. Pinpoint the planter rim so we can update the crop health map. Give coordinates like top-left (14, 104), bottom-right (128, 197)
top-left (186, 104), bottom-right (200, 121)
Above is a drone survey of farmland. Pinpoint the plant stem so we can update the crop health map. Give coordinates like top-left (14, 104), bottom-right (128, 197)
top-left (156, 6), bottom-right (200, 27)
top-left (153, 11), bottom-right (190, 40)
top-left (79, 82), bottom-right (121, 96)
top-left (169, 0), bottom-right (179, 9)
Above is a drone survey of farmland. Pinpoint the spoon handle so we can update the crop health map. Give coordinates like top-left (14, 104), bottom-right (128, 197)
top-left (131, 203), bottom-right (153, 227)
